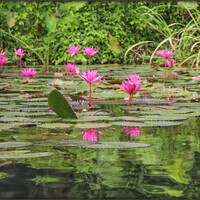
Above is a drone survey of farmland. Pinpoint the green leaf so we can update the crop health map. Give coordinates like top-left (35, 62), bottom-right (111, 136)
top-left (48, 89), bottom-right (78, 119)
top-left (0, 142), bottom-right (32, 149)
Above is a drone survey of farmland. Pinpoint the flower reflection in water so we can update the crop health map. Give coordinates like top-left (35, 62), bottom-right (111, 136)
top-left (122, 127), bottom-right (141, 141)
top-left (79, 129), bottom-right (103, 142)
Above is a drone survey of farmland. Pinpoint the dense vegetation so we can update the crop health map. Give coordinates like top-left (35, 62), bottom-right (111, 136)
top-left (0, 1), bottom-right (199, 66)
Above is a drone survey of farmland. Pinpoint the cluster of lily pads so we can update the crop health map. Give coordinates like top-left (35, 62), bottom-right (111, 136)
top-left (0, 45), bottom-right (200, 148)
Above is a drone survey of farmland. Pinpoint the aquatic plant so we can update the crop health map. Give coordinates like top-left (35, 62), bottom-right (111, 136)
top-left (122, 127), bottom-right (141, 137)
top-left (156, 49), bottom-right (175, 82)
top-left (82, 47), bottom-right (98, 70)
top-left (47, 108), bottom-right (52, 112)
top-left (192, 77), bottom-right (200, 81)
top-left (15, 48), bottom-right (26, 69)
top-left (21, 68), bottom-right (37, 77)
top-left (79, 129), bottom-right (104, 142)
top-left (119, 74), bottom-right (142, 106)
top-left (66, 45), bottom-right (81, 66)
top-left (0, 57), bottom-right (8, 72)
top-left (0, 50), bottom-right (6, 57)
top-left (79, 70), bottom-right (104, 106)
top-left (166, 58), bottom-right (175, 80)
top-left (54, 73), bottom-right (63, 77)
top-left (64, 62), bottom-right (80, 76)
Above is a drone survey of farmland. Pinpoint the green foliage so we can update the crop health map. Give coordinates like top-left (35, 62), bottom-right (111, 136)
top-left (48, 89), bottom-right (78, 119)
top-left (0, 1), bottom-right (183, 65)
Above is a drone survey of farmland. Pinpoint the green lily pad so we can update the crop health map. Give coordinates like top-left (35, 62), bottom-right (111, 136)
top-left (48, 89), bottom-right (78, 119)
top-left (37, 122), bottom-right (111, 129)
top-left (34, 140), bottom-right (150, 148)
top-left (0, 142), bottom-right (32, 149)
top-left (0, 152), bottom-right (53, 159)
top-left (112, 121), bottom-right (183, 127)
top-left (14, 134), bottom-right (76, 140)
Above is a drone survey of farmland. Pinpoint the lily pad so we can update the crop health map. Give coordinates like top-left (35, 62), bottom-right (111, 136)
top-left (34, 140), bottom-right (150, 148)
top-left (112, 121), bottom-right (183, 127)
top-left (14, 134), bottom-right (76, 140)
top-left (0, 152), bottom-right (53, 159)
top-left (48, 89), bottom-right (78, 119)
top-left (0, 142), bottom-right (32, 149)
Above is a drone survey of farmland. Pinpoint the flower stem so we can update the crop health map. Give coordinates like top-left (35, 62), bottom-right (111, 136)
top-left (169, 68), bottom-right (172, 80)
top-left (1, 66), bottom-right (3, 72)
top-left (89, 83), bottom-right (92, 106)
top-left (19, 57), bottom-right (22, 69)
top-left (127, 94), bottom-right (133, 106)
top-left (73, 55), bottom-right (75, 66)
top-left (89, 56), bottom-right (91, 71)
top-left (164, 58), bottom-right (166, 84)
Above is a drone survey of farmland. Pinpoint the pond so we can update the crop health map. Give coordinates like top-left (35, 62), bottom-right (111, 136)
top-left (0, 64), bottom-right (200, 199)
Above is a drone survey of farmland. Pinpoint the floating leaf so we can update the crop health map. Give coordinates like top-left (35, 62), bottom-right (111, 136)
top-left (0, 142), bottom-right (32, 149)
top-left (34, 140), bottom-right (150, 148)
top-left (14, 134), bottom-right (76, 140)
top-left (0, 152), bottom-right (53, 159)
top-left (112, 121), bottom-right (183, 127)
top-left (48, 89), bottom-right (78, 119)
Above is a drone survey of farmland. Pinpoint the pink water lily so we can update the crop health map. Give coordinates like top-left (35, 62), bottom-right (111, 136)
top-left (156, 49), bottom-right (175, 58)
top-left (79, 70), bottom-right (104, 106)
top-left (166, 58), bottom-right (175, 80)
top-left (0, 50), bottom-right (6, 57)
top-left (47, 108), bottom-right (53, 112)
top-left (122, 127), bottom-right (141, 137)
top-left (54, 73), bottom-right (63, 77)
top-left (156, 49), bottom-right (175, 82)
top-left (64, 62), bottom-right (80, 76)
top-left (79, 70), bottom-right (103, 83)
top-left (66, 45), bottom-right (81, 66)
top-left (79, 129), bottom-right (103, 142)
top-left (166, 97), bottom-right (175, 102)
top-left (15, 48), bottom-right (26, 57)
top-left (82, 47), bottom-right (98, 70)
top-left (119, 74), bottom-right (142, 106)
top-left (0, 57), bottom-right (8, 72)
top-left (15, 48), bottom-right (26, 69)
top-left (66, 45), bottom-right (81, 57)
top-left (126, 74), bottom-right (143, 85)
top-left (192, 76), bottom-right (200, 81)
top-left (166, 58), bottom-right (175, 68)
top-left (21, 68), bottom-right (37, 77)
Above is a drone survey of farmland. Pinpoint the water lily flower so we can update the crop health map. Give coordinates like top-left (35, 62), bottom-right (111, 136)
top-left (166, 58), bottom-right (175, 68)
top-left (156, 49), bottom-right (175, 82)
top-left (126, 74), bottom-right (143, 85)
top-left (156, 49), bottom-right (175, 58)
top-left (21, 68), bottom-right (37, 77)
top-left (15, 48), bottom-right (26, 69)
top-left (66, 45), bottom-right (81, 57)
top-left (0, 50), bottom-right (6, 57)
top-left (47, 108), bottom-right (53, 112)
top-left (0, 57), bottom-right (8, 72)
top-left (15, 48), bottom-right (26, 57)
top-left (64, 62), bottom-right (80, 75)
top-left (192, 76), bottom-right (200, 81)
top-left (122, 127), bottom-right (141, 137)
top-left (66, 45), bottom-right (81, 66)
top-left (79, 129), bottom-right (103, 142)
top-left (54, 73), bottom-right (63, 77)
top-left (166, 58), bottom-right (175, 80)
top-left (82, 47), bottom-right (98, 70)
top-left (166, 97), bottom-right (175, 102)
top-left (119, 74), bottom-right (142, 106)
top-left (79, 70), bottom-right (104, 106)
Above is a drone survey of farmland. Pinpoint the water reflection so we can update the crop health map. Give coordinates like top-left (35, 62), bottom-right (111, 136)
top-left (122, 127), bottom-right (141, 137)
top-left (79, 129), bottom-right (104, 142)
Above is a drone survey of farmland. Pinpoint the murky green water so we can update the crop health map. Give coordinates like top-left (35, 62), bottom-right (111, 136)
top-left (0, 65), bottom-right (200, 198)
